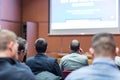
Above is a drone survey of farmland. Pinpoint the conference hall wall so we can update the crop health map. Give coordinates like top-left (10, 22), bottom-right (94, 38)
top-left (0, 0), bottom-right (21, 36)
top-left (22, 0), bottom-right (120, 57)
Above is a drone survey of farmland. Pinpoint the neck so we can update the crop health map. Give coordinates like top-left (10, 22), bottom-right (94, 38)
top-left (94, 54), bottom-right (115, 60)
top-left (0, 50), bottom-right (12, 58)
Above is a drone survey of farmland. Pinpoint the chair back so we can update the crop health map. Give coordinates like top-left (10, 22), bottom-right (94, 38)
top-left (63, 70), bottom-right (72, 78)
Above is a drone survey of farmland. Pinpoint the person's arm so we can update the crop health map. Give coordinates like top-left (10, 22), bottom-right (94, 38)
top-left (79, 48), bottom-right (84, 55)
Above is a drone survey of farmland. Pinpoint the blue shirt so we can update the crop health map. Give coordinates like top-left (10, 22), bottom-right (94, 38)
top-left (65, 58), bottom-right (120, 80)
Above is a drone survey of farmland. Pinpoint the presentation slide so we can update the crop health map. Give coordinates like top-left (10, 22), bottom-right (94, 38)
top-left (50, 0), bottom-right (119, 35)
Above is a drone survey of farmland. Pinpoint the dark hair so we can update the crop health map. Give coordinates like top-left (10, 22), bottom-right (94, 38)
top-left (92, 33), bottom-right (116, 54)
top-left (35, 38), bottom-right (48, 53)
top-left (17, 37), bottom-right (27, 54)
top-left (70, 39), bottom-right (80, 52)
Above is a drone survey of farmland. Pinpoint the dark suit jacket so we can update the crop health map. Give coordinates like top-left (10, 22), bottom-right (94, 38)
top-left (26, 53), bottom-right (63, 78)
top-left (0, 58), bottom-right (35, 80)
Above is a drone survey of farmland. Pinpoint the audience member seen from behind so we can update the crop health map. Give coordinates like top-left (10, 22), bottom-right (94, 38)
top-left (15, 37), bottom-right (33, 72)
top-left (66, 33), bottom-right (120, 80)
top-left (0, 29), bottom-right (35, 80)
top-left (60, 39), bottom-right (88, 71)
top-left (26, 38), bottom-right (63, 79)
top-left (17, 37), bottom-right (27, 63)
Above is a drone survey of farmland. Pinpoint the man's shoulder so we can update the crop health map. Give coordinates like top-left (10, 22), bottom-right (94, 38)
top-left (16, 64), bottom-right (35, 78)
top-left (74, 53), bottom-right (88, 59)
top-left (2, 64), bottom-right (35, 80)
top-left (61, 54), bottom-right (71, 60)
top-left (66, 65), bottom-right (120, 80)
top-left (26, 56), bottom-right (35, 61)
top-left (46, 56), bottom-right (57, 62)
top-left (60, 54), bottom-right (78, 63)
top-left (61, 53), bottom-right (88, 61)
top-left (14, 69), bottom-right (35, 80)
top-left (16, 61), bottom-right (31, 70)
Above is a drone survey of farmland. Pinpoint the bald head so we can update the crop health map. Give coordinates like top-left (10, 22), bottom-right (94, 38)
top-left (70, 39), bottom-right (80, 52)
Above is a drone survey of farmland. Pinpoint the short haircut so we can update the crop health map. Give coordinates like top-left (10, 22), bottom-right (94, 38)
top-left (17, 37), bottom-right (27, 54)
top-left (92, 33), bottom-right (116, 54)
top-left (35, 38), bottom-right (48, 53)
top-left (70, 39), bottom-right (80, 52)
top-left (0, 29), bottom-right (17, 50)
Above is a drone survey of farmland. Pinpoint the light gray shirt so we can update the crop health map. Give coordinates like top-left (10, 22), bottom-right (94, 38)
top-left (60, 52), bottom-right (88, 71)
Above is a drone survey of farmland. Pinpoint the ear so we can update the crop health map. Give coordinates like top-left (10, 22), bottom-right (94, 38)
top-left (7, 41), bottom-right (14, 51)
top-left (89, 47), bottom-right (95, 56)
top-left (115, 47), bottom-right (119, 56)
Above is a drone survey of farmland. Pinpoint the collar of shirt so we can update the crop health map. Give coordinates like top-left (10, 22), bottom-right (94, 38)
top-left (35, 53), bottom-right (46, 57)
top-left (69, 51), bottom-right (80, 54)
top-left (0, 58), bottom-right (16, 64)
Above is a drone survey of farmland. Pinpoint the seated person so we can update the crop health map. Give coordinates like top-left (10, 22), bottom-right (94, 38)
top-left (0, 29), bottom-right (35, 80)
top-left (65, 33), bottom-right (120, 80)
top-left (26, 38), bottom-right (63, 79)
top-left (17, 37), bottom-right (27, 63)
top-left (15, 37), bottom-right (33, 71)
top-left (60, 39), bottom-right (88, 71)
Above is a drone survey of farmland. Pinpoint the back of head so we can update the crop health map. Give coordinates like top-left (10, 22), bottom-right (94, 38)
top-left (92, 33), bottom-right (115, 56)
top-left (70, 39), bottom-right (80, 52)
top-left (35, 38), bottom-right (48, 53)
top-left (17, 37), bottom-right (27, 54)
top-left (0, 29), bottom-right (17, 51)
top-left (17, 37), bottom-right (27, 62)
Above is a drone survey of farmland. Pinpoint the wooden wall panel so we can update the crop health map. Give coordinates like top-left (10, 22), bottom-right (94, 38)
top-left (23, 0), bottom-right (48, 22)
top-left (61, 35), bottom-right (92, 53)
top-left (1, 0), bottom-right (21, 21)
top-left (1, 21), bottom-right (21, 36)
top-left (38, 23), bottom-right (48, 37)
top-left (23, 0), bottom-right (120, 55)
top-left (27, 22), bottom-right (38, 57)
top-left (0, 0), bottom-right (2, 19)
top-left (0, 0), bottom-right (22, 36)
top-left (114, 36), bottom-right (120, 48)
top-left (38, 23), bottom-right (61, 52)
top-left (62, 37), bottom-right (74, 53)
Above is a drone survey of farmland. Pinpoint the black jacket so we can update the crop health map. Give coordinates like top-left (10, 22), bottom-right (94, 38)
top-left (0, 58), bottom-right (35, 80)
top-left (26, 53), bottom-right (63, 78)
